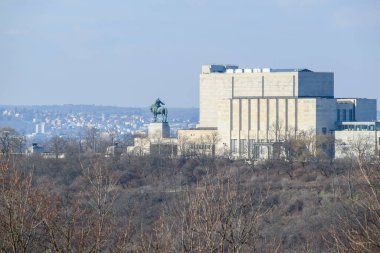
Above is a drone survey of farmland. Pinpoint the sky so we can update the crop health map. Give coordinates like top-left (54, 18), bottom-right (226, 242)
top-left (0, 0), bottom-right (379, 108)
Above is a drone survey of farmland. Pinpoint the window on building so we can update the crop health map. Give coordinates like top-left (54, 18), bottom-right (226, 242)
top-left (252, 145), bottom-right (259, 159)
top-left (240, 139), bottom-right (248, 154)
top-left (342, 109), bottom-right (347, 121)
top-left (248, 139), bottom-right (255, 157)
top-left (322, 127), bottom-right (327, 134)
top-left (258, 145), bottom-right (264, 158)
top-left (248, 141), bottom-right (261, 159)
top-left (337, 109), bottom-right (340, 122)
top-left (231, 139), bottom-right (238, 153)
top-left (248, 139), bottom-right (254, 149)
top-left (267, 145), bottom-right (273, 159)
top-left (349, 109), bottom-right (353, 121)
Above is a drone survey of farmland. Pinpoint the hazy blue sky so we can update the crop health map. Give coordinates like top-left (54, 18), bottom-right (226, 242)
top-left (1, 0), bottom-right (379, 108)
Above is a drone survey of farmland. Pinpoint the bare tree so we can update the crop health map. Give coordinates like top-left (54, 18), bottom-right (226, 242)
top-left (85, 127), bottom-right (99, 153)
top-left (48, 136), bottom-right (67, 159)
top-left (129, 137), bottom-right (150, 156)
top-left (328, 140), bottom-right (380, 252)
top-left (107, 126), bottom-right (118, 146)
top-left (144, 173), bottom-right (270, 253)
top-left (39, 194), bottom-right (84, 253)
top-left (79, 159), bottom-right (121, 253)
top-left (278, 128), bottom-right (317, 178)
top-left (0, 164), bottom-right (47, 253)
top-left (0, 127), bottom-right (20, 158)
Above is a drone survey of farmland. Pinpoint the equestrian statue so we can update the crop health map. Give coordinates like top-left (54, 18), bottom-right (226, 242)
top-left (150, 98), bottom-right (168, 123)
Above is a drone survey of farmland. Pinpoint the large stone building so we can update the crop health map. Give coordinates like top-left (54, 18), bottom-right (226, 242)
top-left (179, 64), bottom-right (378, 159)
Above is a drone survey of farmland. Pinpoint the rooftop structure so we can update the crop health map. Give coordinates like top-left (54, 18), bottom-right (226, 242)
top-left (337, 121), bottom-right (380, 131)
top-left (202, 64), bottom-right (313, 74)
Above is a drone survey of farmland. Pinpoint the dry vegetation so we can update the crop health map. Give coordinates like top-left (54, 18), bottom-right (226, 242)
top-left (0, 129), bottom-right (379, 252)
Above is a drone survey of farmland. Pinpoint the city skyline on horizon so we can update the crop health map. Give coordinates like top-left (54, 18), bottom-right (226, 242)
top-left (1, 0), bottom-right (379, 108)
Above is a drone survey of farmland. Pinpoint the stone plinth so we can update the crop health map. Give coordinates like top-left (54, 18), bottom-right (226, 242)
top-left (148, 122), bottom-right (170, 139)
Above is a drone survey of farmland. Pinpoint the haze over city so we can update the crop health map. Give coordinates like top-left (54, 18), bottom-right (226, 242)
top-left (1, 0), bottom-right (379, 108)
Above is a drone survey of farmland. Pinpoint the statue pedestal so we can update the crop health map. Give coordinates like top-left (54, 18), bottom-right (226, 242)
top-left (148, 122), bottom-right (170, 140)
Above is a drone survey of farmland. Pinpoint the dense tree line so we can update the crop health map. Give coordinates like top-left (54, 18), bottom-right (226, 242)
top-left (0, 127), bottom-right (379, 252)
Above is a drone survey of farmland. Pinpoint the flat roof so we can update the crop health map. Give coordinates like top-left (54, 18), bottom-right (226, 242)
top-left (203, 64), bottom-right (314, 74)
top-left (338, 121), bottom-right (379, 125)
top-left (337, 121), bottom-right (380, 131)
top-left (270, 68), bottom-right (312, 72)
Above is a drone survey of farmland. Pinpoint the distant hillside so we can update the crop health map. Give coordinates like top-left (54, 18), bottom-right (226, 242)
top-left (0, 105), bottom-right (199, 121)
top-left (0, 105), bottom-right (199, 136)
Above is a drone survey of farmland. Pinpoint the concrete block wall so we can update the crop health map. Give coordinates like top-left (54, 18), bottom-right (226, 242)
top-left (199, 74), bottom-right (233, 128)
top-left (316, 98), bottom-right (337, 133)
top-left (336, 101), bottom-right (355, 122)
top-left (218, 97), bottom-right (374, 157)
top-left (199, 69), bottom-right (334, 129)
top-left (298, 72), bottom-right (334, 98)
top-left (355, 99), bottom-right (377, 121)
top-left (216, 97), bottom-right (338, 156)
top-left (148, 122), bottom-right (170, 140)
top-left (336, 98), bottom-right (377, 122)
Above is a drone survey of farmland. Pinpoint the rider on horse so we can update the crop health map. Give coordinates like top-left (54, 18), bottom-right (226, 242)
top-left (151, 98), bottom-right (168, 123)
top-left (155, 98), bottom-right (165, 109)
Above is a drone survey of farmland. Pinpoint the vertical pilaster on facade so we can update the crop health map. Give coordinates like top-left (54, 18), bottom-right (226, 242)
top-left (230, 99), bottom-right (233, 130)
top-left (238, 99), bottom-right (241, 157)
top-left (276, 98), bottom-right (279, 141)
top-left (239, 99), bottom-right (242, 131)
top-left (257, 98), bottom-right (260, 140)
top-left (248, 99), bottom-right (251, 131)
top-left (266, 98), bottom-right (270, 140)
top-left (285, 98), bottom-right (289, 132)
top-left (295, 98), bottom-right (298, 133)
top-left (229, 99), bottom-right (233, 154)
top-left (248, 99), bottom-right (251, 157)
top-left (232, 77), bottom-right (234, 98)
top-left (292, 75), bottom-right (296, 97)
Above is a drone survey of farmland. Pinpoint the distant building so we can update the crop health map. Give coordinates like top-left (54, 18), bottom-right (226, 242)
top-left (35, 122), bottom-right (46, 134)
top-left (335, 122), bottom-right (380, 158)
top-left (179, 64), bottom-right (378, 159)
top-left (127, 122), bottom-right (177, 157)
top-left (40, 122), bottom-right (45, 134)
top-left (178, 129), bottom-right (218, 157)
top-left (105, 142), bottom-right (124, 157)
top-left (26, 143), bottom-right (44, 154)
top-left (26, 143), bottom-right (65, 159)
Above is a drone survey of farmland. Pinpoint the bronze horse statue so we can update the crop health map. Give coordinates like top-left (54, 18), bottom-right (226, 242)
top-left (150, 98), bottom-right (168, 122)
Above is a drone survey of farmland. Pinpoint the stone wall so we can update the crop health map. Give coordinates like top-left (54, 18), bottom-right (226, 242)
top-left (199, 70), bottom-right (334, 128)
top-left (217, 98), bottom-right (337, 157)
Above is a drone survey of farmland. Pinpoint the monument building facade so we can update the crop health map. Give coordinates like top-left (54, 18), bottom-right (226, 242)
top-left (179, 64), bottom-right (378, 159)
top-left (127, 98), bottom-right (178, 157)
